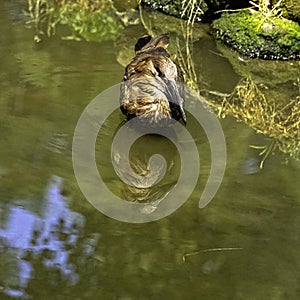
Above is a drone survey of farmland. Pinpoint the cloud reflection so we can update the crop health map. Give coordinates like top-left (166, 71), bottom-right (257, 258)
top-left (0, 176), bottom-right (99, 299)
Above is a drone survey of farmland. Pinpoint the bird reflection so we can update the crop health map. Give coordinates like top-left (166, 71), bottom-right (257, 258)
top-left (112, 134), bottom-right (179, 213)
top-left (120, 34), bottom-right (186, 126)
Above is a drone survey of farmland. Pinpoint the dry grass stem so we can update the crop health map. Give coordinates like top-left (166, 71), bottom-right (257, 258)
top-left (183, 247), bottom-right (243, 262)
top-left (220, 78), bottom-right (300, 158)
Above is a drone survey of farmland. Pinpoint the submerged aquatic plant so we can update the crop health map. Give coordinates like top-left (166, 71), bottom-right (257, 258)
top-left (26, 0), bottom-right (123, 42)
top-left (220, 78), bottom-right (300, 160)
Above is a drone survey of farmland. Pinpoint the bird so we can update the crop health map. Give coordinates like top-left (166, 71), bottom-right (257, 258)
top-left (120, 34), bottom-right (186, 126)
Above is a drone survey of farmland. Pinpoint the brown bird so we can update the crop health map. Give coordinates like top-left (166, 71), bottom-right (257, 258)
top-left (120, 34), bottom-right (186, 126)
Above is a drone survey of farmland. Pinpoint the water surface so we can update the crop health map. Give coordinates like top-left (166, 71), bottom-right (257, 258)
top-left (0, 2), bottom-right (300, 299)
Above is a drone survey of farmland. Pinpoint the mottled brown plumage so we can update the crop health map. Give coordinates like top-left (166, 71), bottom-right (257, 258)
top-left (120, 34), bottom-right (186, 126)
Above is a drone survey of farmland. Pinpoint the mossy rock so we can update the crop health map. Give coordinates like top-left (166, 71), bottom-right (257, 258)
top-left (141, 0), bottom-right (251, 21)
top-left (141, 0), bottom-right (207, 21)
top-left (212, 11), bottom-right (300, 60)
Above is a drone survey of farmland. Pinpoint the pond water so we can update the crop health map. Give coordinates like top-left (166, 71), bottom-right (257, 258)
top-left (1, 2), bottom-right (300, 299)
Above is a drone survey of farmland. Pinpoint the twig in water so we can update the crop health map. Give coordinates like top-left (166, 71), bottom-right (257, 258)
top-left (250, 139), bottom-right (277, 169)
top-left (183, 247), bottom-right (243, 262)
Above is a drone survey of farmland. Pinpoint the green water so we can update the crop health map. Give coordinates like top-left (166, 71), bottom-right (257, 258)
top-left (1, 2), bottom-right (300, 299)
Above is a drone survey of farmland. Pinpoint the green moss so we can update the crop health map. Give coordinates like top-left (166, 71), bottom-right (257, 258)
top-left (212, 11), bottom-right (300, 60)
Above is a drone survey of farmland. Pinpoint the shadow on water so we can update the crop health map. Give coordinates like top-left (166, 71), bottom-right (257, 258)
top-left (1, 1), bottom-right (300, 299)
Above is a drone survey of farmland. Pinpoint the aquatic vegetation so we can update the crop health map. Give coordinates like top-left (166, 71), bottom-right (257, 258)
top-left (26, 0), bottom-right (124, 42)
top-left (212, 9), bottom-right (300, 60)
top-left (220, 78), bottom-right (300, 159)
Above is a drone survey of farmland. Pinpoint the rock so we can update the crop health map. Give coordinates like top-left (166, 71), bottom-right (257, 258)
top-left (212, 11), bottom-right (300, 60)
top-left (141, 0), bottom-right (251, 22)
